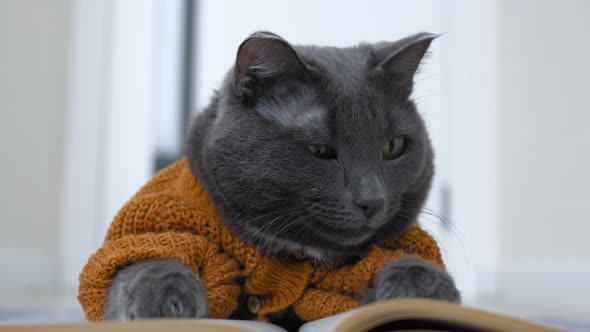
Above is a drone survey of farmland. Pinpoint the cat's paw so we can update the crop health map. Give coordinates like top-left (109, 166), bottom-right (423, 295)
top-left (105, 259), bottom-right (208, 320)
top-left (375, 257), bottom-right (460, 303)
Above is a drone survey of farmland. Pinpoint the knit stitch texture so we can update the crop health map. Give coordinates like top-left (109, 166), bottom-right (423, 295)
top-left (78, 158), bottom-right (444, 322)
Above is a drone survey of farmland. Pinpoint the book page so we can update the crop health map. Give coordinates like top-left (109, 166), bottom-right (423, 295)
top-left (298, 310), bottom-right (355, 332)
top-left (298, 299), bottom-right (559, 332)
top-left (227, 320), bottom-right (287, 332)
top-left (0, 319), bottom-right (287, 332)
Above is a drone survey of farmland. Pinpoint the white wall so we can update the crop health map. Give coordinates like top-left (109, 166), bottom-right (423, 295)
top-left (493, 0), bottom-right (590, 309)
top-left (60, 0), bottom-right (182, 290)
top-left (0, 0), bottom-right (71, 293)
top-left (444, 0), bottom-right (500, 302)
top-left (497, 0), bottom-right (590, 261)
top-left (0, 0), bottom-right (176, 295)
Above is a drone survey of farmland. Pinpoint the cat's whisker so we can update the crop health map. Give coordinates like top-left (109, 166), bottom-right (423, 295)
top-left (268, 212), bottom-right (318, 250)
top-left (412, 72), bottom-right (451, 87)
top-left (241, 208), bottom-right (305, 253)
top-left (262, 210), bottom-right (300, 238)
top-left (411, 92), bottom-right (450, 104)
top-left (239, 206), bottom-right (301, 227)
top-left (271, 213), bottom-right (303, 238)
top-left (233, 198), bottom-right (301, 221)
top-left (418, 204), bottom-right (466, 241)
top-left (419, 211), bottom-right (468, 258)
top-left (396, 197), bottom-right (469, 261)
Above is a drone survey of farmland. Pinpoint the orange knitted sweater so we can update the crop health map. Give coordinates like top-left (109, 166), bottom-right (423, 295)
top-left (78, 158), bottom-right (444, 323)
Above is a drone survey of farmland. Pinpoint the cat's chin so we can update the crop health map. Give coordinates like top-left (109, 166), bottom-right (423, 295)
top-left (270, 237), bottom-right (368, 264)
top-left (313, 221), bottom-right (381, 245)
top-left (241, 224), bottom-right (378, 264)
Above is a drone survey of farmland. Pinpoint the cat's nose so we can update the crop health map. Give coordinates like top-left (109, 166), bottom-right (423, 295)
top-left (350, 171), bottom-right (385, 221)
top-left (354, 196), bottom-right (384, 220)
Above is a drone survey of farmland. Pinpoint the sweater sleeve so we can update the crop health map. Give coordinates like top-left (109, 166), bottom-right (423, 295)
top-left (78, 232), bottom-right (242, 321)
top-left (104, 191), bottom-right (205, 242)
top-left (78, 188), bottom-right (242, 321)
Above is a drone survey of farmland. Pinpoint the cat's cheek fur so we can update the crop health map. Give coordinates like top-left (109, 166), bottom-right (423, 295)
top-left (104, 259), bottom-right (208, 320)
top-left (373, 257), bottom-right (461, 303)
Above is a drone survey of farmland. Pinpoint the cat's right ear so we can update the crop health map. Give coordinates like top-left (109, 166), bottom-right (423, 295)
top-left (233, 31), bottom-right (306, 100)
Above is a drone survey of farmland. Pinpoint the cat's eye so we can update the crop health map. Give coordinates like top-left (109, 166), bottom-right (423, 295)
top-left (383, 137), bottom-right (406, 160)
top-left (309, 143), bottom-right (336, 159)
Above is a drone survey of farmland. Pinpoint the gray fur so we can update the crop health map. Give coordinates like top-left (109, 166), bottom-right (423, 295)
top-left (374, 257), bottom-right (460, 303)
top-left (104, 259), bottom-right (207, 320)
top-left (104, 31), bottom-right (460, 321)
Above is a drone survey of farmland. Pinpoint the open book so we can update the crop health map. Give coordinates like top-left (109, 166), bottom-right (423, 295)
top-left (3, 299), bottom-right (558, 332)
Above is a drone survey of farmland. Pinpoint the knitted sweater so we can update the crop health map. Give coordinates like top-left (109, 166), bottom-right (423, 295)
top-left (78, 158), bottom-right (444, 323)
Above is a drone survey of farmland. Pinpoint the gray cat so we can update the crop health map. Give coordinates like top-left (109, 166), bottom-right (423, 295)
top-left (105, 31), bottom-right (460, 321)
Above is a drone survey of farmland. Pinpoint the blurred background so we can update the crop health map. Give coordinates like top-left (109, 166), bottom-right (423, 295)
top-left (0, 0), bottom-right (588, 328)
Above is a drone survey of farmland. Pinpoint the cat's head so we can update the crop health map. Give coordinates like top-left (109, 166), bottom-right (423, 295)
top-left (187, 31), bottom-right (437, 261)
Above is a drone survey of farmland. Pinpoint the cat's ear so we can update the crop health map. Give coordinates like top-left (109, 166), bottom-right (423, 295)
top-left (371, 32), bottom-right (439, 84)
top-left (233, 31), bottom-right (306, 99)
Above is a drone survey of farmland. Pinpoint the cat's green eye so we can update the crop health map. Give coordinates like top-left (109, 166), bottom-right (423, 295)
top-left (383, 137), bottom-right (406, 160)
top-left (309, 144), bottom-right (336, 159)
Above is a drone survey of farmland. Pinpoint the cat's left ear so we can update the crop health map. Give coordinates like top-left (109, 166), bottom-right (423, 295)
top-left (371, 32), bottom-right (439, 85)
top-left (233, 31), bottom-right (306, 100)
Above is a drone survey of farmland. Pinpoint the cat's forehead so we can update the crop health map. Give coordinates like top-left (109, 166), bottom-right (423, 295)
top-left (296, 45), bottom-right (389, 116)
top-left (296, 45), bottom-right (371, 94)
top-left (256, 91), bottom-right (390, 147)
top-left (256, 45), bottom-right (405, 141)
